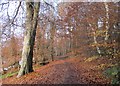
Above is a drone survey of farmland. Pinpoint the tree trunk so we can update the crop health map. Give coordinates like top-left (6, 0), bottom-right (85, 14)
top-left (17, 2), bottom-right (40, 77)
top-left (93, 30), bottom-right (101, 55)
top-left (90, 24), bottom-right (101, 55)
top-left (49, 22), bottom-right (55, 61)
top-left (104, 2), bottom-right (109, 42)
top-left (0, 24), bottom-right (2, 76)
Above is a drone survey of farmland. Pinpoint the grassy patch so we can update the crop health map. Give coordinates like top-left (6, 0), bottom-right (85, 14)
top-left (103, 65), bottom-right (120, 84)
top-left (85, 56), bottom-right (98, 62)
top-left (95, 63), bottom-right (116, 70)
top-left (0, 71), bottom-right (18, 79)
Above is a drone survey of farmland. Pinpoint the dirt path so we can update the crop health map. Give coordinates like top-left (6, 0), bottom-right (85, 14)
top-left (60, 62), bottom-right (83, 84)
top-left (2, 57), bottom-right (110, 84)
top-left (36, 61), bottom-right (83, 84)
top-left (62, 62), bottom-right (79, 84)
top-left (29, 60), bottom-right (84, 84)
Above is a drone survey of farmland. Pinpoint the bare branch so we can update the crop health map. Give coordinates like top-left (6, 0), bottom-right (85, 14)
top-left (0, 2), bottom-right (9, 6)
top-left (3, 2), bottom-right (22, 28)
top-left (11, 1), bottom-right (22, 24)
top-left (43, 0), bottom-right (55, 10)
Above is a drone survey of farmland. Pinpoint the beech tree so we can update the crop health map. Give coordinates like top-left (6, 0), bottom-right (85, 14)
top-left (17, 1), bottom-right (40, 77)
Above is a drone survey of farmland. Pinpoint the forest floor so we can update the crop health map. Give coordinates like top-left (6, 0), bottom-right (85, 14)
top-left (2, 54), bottom-right (111, 84)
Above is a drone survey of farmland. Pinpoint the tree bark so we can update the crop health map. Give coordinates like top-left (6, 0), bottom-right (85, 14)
top-left (17, 2), bottom-right (40, 77)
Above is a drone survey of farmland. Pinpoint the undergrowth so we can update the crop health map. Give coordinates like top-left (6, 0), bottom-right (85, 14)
top-left (0, 71), bottom-right (18, 79)
top-left (103, 65), bottom-right (120, 84)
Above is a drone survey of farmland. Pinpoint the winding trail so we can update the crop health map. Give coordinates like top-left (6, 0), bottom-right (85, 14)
top-left (36, 61), bottom-right (84, 84)
top-left (31, 60), bottom-right (84, 84)
top-left (2, 56), bottom-right (110, 84)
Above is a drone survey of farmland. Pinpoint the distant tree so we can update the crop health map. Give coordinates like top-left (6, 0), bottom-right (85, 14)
top-left (104, 2), bottom-right (109, 42)
top-left (49, 22), bottom-right (55, 61)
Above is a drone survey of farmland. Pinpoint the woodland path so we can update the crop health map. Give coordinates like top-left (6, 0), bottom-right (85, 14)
top-left (2, 57), bottom-right (110, 84)
top-left (34, 61), bottom-right (84, 84)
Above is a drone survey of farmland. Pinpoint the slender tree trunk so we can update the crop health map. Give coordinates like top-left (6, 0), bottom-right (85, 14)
top-left (90, 23), bottom-right (101, 55)
top-left (50, 22), bottom-right (55, 61)
top-left (17, 2), bottom-right (40, 77)
top-left (93, 30), bottom-right (101, 55)
top-left (104, 2), bottom-right (109, 41)
top-left (0, 25), bottom-right (3, 76)
top-left (36, 30), bottom-right (42, 64)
